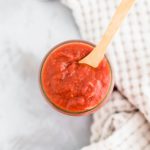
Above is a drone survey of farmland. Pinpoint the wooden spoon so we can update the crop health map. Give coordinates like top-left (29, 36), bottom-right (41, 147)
top-left (79, 0), bottom-right (136, 68)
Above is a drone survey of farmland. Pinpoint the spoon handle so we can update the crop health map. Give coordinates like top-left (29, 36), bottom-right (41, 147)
top-left (80, 0), bottom-right (136, 68)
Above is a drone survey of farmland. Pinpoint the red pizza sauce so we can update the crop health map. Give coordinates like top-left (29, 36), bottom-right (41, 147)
top-left (41, 41), bottom-right (112, 113)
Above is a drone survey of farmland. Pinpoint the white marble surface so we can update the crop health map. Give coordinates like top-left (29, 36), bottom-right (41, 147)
top-left (0, 0), bottom-right (92, 149)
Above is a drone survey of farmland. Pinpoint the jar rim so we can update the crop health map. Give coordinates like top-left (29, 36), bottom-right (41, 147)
top-left (39, 40), bottom-right (114, 116)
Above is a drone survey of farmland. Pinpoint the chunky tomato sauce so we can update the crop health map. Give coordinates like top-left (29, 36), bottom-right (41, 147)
top-left (41, 42), bottom-right (111, 112)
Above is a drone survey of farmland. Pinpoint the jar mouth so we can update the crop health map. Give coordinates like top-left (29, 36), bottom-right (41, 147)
top-left (40, 40), bottom-right (114, 116)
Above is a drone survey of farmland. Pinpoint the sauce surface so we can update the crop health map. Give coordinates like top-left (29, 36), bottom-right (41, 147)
top-left (41, 42), bottom-right (111, 112)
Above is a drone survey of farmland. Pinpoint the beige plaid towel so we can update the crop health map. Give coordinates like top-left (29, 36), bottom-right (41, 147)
top-left (61, 0), bottom-right (150, 149)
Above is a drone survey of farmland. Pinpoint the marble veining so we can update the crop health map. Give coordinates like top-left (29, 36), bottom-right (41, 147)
top-left (0, 0), bottom-right (91, 150)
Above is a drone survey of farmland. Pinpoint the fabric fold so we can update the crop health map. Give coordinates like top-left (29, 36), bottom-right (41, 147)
top-left (61, 0), bottom-right (150, 149)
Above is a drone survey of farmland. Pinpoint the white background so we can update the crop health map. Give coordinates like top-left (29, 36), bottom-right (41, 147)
top-left (0, 0), bottom-right (91, 149)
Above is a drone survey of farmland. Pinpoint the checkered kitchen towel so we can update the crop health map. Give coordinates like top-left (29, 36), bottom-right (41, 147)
top-left (61, 0), bottom-right (150, 149)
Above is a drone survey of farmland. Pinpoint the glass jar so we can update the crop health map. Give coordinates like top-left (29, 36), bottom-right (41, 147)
top-left (40, 40), bottom-right (114, 116)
